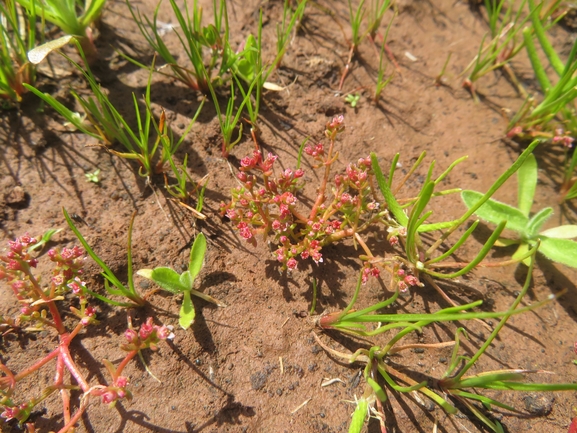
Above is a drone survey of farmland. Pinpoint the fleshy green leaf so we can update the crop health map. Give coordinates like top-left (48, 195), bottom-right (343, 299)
top-left (540, 225), bottom-right (577, 239)
top-left (538, 237), bottom-right (577, 268)
top-left (461, 190), bottom-right (528, 234)
top-left (137, 267), bottom-right (187, 293)
top-left (179, 290), bottom-right (195, 329)
top-left (517, 153), bottom-right (537, 217)
top-left (188, 233), bottom-right (206, 281)
top-left (526, 207), bottom-right (553, 237)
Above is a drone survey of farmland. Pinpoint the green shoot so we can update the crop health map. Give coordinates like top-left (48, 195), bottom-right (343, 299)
top-left (207, 74), bottom-right (253, 157)
top-left (16, 0), bottom-right (105, 61)
top-left (137, 233), bottom-right (225, 329)
top-left (85, 169), bottom-right (101, 183)
top-left (28, 228), bottom-right (62, 252)
top-left (24, 48), bottom-right (204, 178)
top-left (344, 93), bottom-right (360, 107)
top-left (275, 0), bottom-right (307, 69)
top-left (0, 0), bottom-right (37, 105)
top-left (63, 208), bottom-right (146, 307)
top-left (127, 0), bottom-right (232, 93)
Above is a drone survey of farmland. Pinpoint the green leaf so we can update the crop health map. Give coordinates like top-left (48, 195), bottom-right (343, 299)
top-left (512, 243), bottom-right (531, 266)
top-left (370, 153), bottom-right (408, 226)
top-left (538, 237), bottom-right (577, 268)
top-left (137, 267), bottom-right (187, 293)
top-left (189, 233), bottom-right (206, 281)
top-left (461, 190), bottom-right (528, 234)
top-left (366, 377), bottom-right (387, 402)
top-left (179, 290), bottom-right (195, 329)
top-left (348, 397), bottom-right (368, 433)
top-left (180, 271), bottom-right (193, 290)
top-left (517, 153), bottom-right (537, 217)
top-left (526, 207), bottom-right (553, 237)
top-left (540, 225), bottom-right (577, 239)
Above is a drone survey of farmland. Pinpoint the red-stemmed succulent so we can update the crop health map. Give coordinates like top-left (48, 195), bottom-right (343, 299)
top-left (221, 116), bottom-right (385, 274)
top-left (0, 235), bottom-right (171, 432)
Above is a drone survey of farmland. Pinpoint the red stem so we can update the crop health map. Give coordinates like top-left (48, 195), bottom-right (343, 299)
top-left (14, 348), bottom-right (59, 382)
top-left (309, 139), bottom-right (336, 221)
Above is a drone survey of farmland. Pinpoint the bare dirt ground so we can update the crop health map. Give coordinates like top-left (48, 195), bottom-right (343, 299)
top-left (2, 0), bottom-right (577, 432)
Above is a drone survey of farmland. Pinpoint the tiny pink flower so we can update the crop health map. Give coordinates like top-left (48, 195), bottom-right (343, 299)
top-left (237, 172), bottom-right (248, 182)
top-left (398, 281), bottom-right (408, 292)
top-left (287, 258), bottom-right (298, 270)
top-left (101, 391), bottom-right (117, 404)
top-left (139, 318), bottom-right (154, 340)
top-left (404, 275), bottom-right (419, 287)
top-left (124, 329), bottom-right (138, 342)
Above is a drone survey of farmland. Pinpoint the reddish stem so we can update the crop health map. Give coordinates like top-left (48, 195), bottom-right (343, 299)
top-left (309, 139), bottom-right (336, 221)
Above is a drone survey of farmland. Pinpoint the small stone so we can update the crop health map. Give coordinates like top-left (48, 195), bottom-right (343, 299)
top-left (523, 394), bottom-right (554, 415)
top-left (413, 348), bottom-right (425, 354)
top-left (5, 186), bottom-right (26, 205)
top-left (138, 280), bottom-right (151, 290)
top-left (276, 388), bottom-right (283, 396)
top-left (250, 371), bottom-right (267, 391)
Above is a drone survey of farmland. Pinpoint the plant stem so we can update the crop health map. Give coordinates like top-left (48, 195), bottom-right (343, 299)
top-left (309, 138), bottom-right (337, 220)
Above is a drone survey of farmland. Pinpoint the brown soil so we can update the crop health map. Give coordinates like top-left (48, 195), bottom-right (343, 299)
top-left (2, 0), bottom-right (577, 432)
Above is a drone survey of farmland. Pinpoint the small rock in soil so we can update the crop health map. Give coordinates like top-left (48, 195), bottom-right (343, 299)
top-left (250, 371), bottom-right (267, 390)
top-left (523, 394), bottom-right (554, 415)
top-left (5, 186), bottom-right (26, 205)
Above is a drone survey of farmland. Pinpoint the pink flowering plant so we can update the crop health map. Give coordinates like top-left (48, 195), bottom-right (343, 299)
top-left (221, 114), bottom-right (511, 291)
top-left (0, 234), bottom-right (172, 432)
top-left (221, 115), bottom-right (385, 275)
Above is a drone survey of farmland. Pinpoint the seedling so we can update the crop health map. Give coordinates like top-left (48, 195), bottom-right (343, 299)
top-left (461, 153), bottom-right (577, 268)
top-left (373, 10), bottom-right (395, 102)
top-left (85, 168), bottom-right (101, 183)
top-left (137, 233), bottom-right (225, 330)
top-left (27, 228), bottom-right (62, 252)
top-left (275, 0), bottom-right (307, 69)
top-left (462, 0), bottom-right (529, 100)
top-left (164, 153), bottom-right (208, 219)
top-left (344, 93), bottom-right (360, 107)
top-left (0, 0), bottom-right (37, 105)
top-left (25, 49), bottom-right (204, 178)
top-left (16, 0), bottom-right (106, 61)
top-left (339, 0), bottom-right (393, 90)
top-left (206, 76), bottom-right (252, 157)
top-left (128, 0), bottom-right (232, 93)
top-left (64, 208), bottom-right (146, 307)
